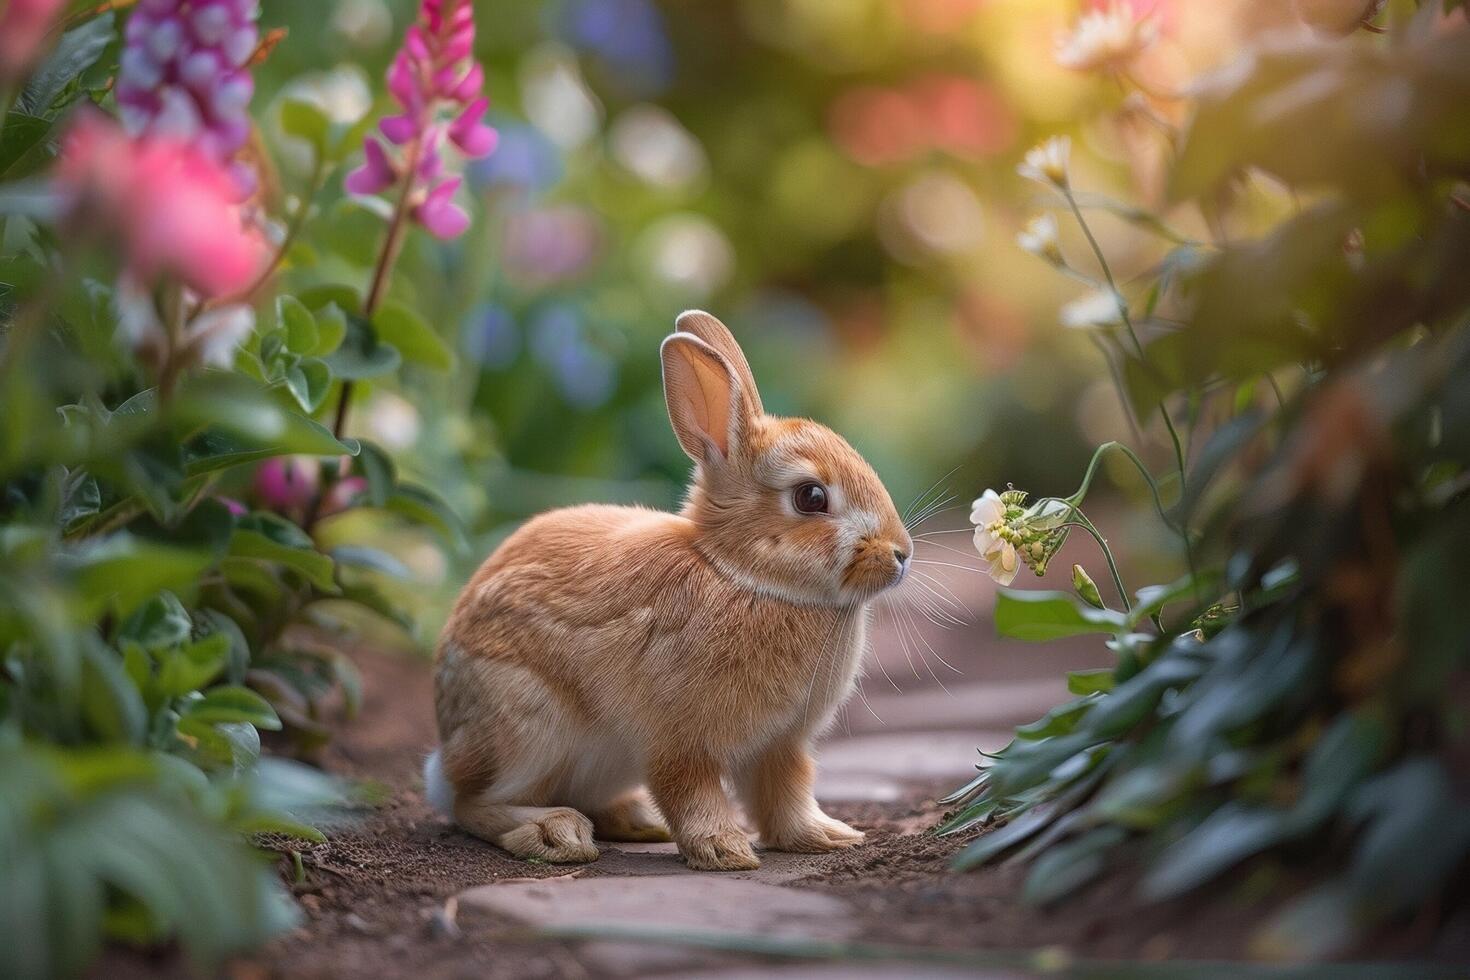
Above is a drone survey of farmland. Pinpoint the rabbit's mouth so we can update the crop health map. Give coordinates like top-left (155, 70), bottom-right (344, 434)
top-left (841, 541), bottom-right (911, 599)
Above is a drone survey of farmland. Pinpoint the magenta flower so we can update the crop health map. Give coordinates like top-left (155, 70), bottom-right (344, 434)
top-left (56, 111), bottom-right (267, 297)
top-left (115, 0), bottom-right (260, 198)
top-left (0, 0), bottom-right (66, 81)
top-left (346, 0), bottom-right (497, 239)
top-left (252, 456), bottom-right (321, 513)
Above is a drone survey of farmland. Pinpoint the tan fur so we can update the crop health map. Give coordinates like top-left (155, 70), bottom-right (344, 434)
top-left (431, 310), bottom-right (912, 870)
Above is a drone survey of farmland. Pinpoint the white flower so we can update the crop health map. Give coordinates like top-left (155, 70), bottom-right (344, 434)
top-left (186, 305), bottom-right (254, 369)
top-left (113, 277), bottom-right (254, 372)
top-left (1055, 2), bottom-right (1160, 74)
top-left (1017, 213), bottom-right (1064, 266)
top-left (1061, 289), bottom-right (1127, 330)
top-left (970, 489), bottom-right (1019, 586)
top-left (1018, 136), bottom-right (1072, 190)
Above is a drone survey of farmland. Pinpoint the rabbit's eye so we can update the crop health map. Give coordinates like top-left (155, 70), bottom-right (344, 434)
top-left (793, 482), bottom-right (829, 515)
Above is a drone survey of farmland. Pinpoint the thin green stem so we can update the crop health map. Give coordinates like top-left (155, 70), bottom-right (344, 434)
top-left (1059, 190), bottom-right (1197, 591)
top-left (1063, 187), bottom-right (1146, 361)
top-left (1058, 518), bottom-right (1130, 613)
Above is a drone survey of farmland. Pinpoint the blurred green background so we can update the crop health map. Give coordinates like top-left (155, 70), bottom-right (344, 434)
top-left (252, 0), bottom-right (1289, 631)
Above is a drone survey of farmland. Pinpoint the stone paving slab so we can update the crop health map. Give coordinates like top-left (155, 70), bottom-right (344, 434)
top-left (459, 875), bottom-right (856, 975)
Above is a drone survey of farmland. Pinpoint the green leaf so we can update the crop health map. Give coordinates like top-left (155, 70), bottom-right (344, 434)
top-left (323, 313), bottom-right (401, 380)
top-left (238, 814), bottom-right (327, 844)
top-left (118, 592), bottom-right (192, 650)
top-left (68, 537), bottom-right (213, 619)
top-left (1022, 826), bottom-right (1127, 906)
top-left (279, 98), bottom-right (330, 156)
top-left (381, 483), bottom-right (466, 550)
top-left (994, 590), bottom-right (1126, 642)
top-left (312, 302), bottom-right (348, 356)
top-left (154, 634), bottom-right (230, 699)
top-left (1066, 669), bottom-right (1114, 696)
top-left (1014, 696), bottom-right (1099, 741)
top-left (0, 112), bottom-right (54, 179)
top-left (182, 685), bottom-right (282, 730)
top-left (80, 641), bottom-right (148, 744)
top-left (277, 295), bottom-right (319, 354)
top-left (283, 358), bottom-right (331, 414)
top-left (228, 530), bottom-right (337, 592)
top-left (373, 301), bottom-right (454, 371)
top-left (331, 545), bottom-right (410, 578)
top-left (17, 14), bottom-right (116, 115)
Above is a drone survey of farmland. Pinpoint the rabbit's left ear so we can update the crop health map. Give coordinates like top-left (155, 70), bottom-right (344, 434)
top-left (661, 332), bottom-right (749, 465)
top-left (674, 310), bottom-right (763, 420)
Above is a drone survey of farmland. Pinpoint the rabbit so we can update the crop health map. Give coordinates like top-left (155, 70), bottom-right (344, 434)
top-left (424, 310), bottom-right (914, 871)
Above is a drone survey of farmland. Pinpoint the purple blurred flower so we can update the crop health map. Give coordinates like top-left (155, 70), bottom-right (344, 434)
top-left (462, 303), bottom-right (521, 369)
top-left (529, 304), bottom-right (616, 409)
top-left (345, 0), bottom-right (497, 240)
top-left (216, 496), bottom-right (248, 517)
top-left (115, 0), bottom-right (261, 199)
top-left (556, 0), bottom-right (673, 97)
top-left (467, 116), bottom-right (562, 194)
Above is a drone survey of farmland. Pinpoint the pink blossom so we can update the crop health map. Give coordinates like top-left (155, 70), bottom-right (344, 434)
top-left (0, 0), bottom-right (66, 81)
top-left (252, 456), bottom-right (321, 513)
top-left (55, 111), bottom-right (267, 297)
top-left (115, 0), bottom-right (261, 198)
top-left (345, 0), bottom-right (498, 240)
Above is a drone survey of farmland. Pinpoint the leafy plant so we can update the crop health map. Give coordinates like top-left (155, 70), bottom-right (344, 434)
top-left (947, 4), bottom-right (1470, 960)
top-left (0, 2), bottom-right (477, 973)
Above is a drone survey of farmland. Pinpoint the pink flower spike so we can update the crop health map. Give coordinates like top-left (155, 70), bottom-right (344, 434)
top-left (449, 98), bottom-right (496, 157)
top-left (345, 137), bottom-right (397, 194)
top-left (414, 178), bottom-right (469, 239)
top-left (386, 53), bottom-right (421, 111)
top-left (380, 113), bottom-right (419, 145)
top-left (452, 63), bottom-right (483, 102)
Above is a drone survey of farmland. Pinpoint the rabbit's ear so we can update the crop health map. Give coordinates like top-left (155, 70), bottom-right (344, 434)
top-left (674, 310), bottom-right (763, 418)
top-left (661, 332), bottom-right (749, 464)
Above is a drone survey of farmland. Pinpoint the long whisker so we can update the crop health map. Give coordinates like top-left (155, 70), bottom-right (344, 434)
top-left (887, 600), bottom-right (923, 679)
top-left (900, 603), bottom-right (957, 692)
top-left (901, 599), bottom-right (963, 675)
top-left (913, 557), bottom-right (983, 574)
top-left (902, 465), bottom-right (962, 523)
top-left (914, 528), bottom-right (980, 539)
top-left (915, 538), bottom-right (984, 563)
top-left (909, 570), bottom-right (970, 620)
top-left (909, 587), bottom-right (966, 629)
top-left (906, 495), bottom-right (958, 532)
top-left (803, 605), bottom-right (848, 726)
top-left (907, 502), bottom-right (964, 533)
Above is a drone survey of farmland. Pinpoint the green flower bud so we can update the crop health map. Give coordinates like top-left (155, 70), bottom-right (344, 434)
top-left (1072, 564), bottom-right (1105, 609)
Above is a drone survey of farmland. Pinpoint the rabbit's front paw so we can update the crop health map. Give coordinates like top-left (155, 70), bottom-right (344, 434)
top-left (764, 815), bottom-right (865, 853)
top-left (681, 830), bottom-right (760, 871)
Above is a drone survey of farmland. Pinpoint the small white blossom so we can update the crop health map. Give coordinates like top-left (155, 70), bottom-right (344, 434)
top-left (113, 277), bottom-right (254, 372)
top-left (186, 305), bottom-right (255, 369)
top-left (1018, 136), bottom-right (1072, 190)
top-left (1061, 289), bottom-right (1127, 330)
top-left (1055, 2), bottom-right (1159, 74)
top-left (1017, 213), bottom-right (1064, 266)
top-left (971, 489), bottom-right (1020, 586)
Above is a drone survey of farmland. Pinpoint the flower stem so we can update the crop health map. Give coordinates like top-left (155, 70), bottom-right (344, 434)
top-left (333, 132), bottom-right (425, 441)
top-left (230, 155), bottom-right (327, 307)
top-left (1058, 518), bottom-right (1130, 613)
top-left (1059, 186), bottom-right (1196, 587)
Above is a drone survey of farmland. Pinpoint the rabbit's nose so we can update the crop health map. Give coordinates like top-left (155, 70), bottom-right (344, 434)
top-left (892, 547), bottom-right (910, 567)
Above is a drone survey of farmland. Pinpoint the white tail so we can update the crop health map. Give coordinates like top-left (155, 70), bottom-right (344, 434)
top-left (422, 748), bottom-right (455, 816)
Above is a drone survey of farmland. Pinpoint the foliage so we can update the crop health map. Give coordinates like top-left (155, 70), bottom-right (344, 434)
top-left (0, 3), bottom-right (466, 974)
top-left (946, 4), bottom-right (1470, 960)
